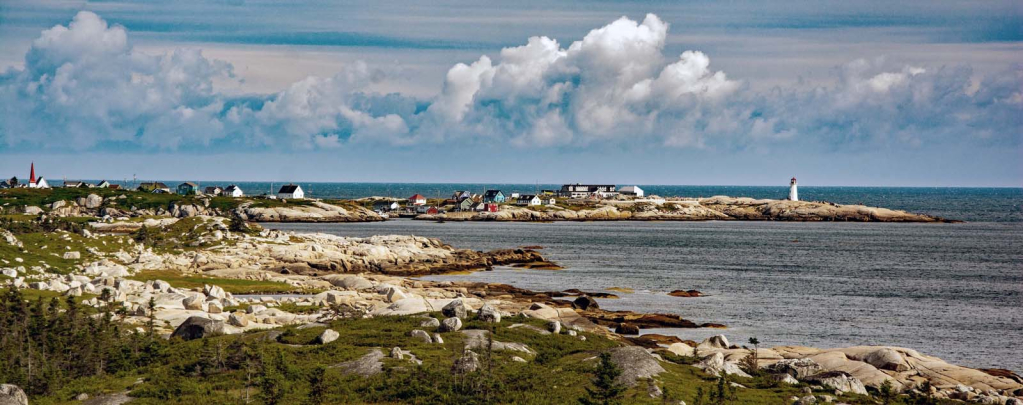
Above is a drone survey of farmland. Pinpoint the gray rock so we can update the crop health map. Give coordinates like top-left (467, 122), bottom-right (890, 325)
top-left (332, 349), bottom-right (385, 377)
top-left (419, 317), bottom-right (441, 328)
top-left (695, 352), bottom-right (751, 378)
top-left (228, 313), bottom-right (249, 327)
top-left (84, 194), bottom-right (103, 209)
top-left (452, 350), bottom-right (481, 374)
top-left (316, 329), bottom-right (340, 344)
top-left (548, 320), bottom-right (562, 334)
top-left (432, 333), bottom-right (444, 344)
top-left (23, 206), bottom-right (43, 215)
top-left (409, 329), bottom-right (433, 343)
top-left (805, 371), bottom-right (868, 395)
top-left (439, 317), bottom-right (463, 333)
top-left (203, 284), bottom-right (227, 299)
top-left (0, 384), bottom-right (28, 405)
top-left (63, 251), bottom-right (81, 260)
top-left (769, 373), bottom-right (800, 385)
top-left (764, 358), bottom-right (825, 380)
top-left (182, 294), bottom-right (206, 311)
top-left (339, 275), bottom-right (374, 291)
top-left (477, 304), bottom-right (501, 323)
top-left (171, 316), bottom-right (225, 340)
top-left (385, 287), bottom-right (407, 302)
top-left (698, 334), bottom-right (730, 349)
top-left (442, 299), bottom-right (469, 319)
top-left (607, 346), bottom-right (666, 387)
top-left (796, 395), bottom-right (818, 405)
top-left (390, 347), bottom-right (404, 360)
top-left (461, 330), bottom-right (534, 354)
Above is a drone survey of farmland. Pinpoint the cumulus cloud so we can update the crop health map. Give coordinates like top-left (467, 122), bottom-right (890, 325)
top-left (0, 11), bottom-right (1019, 153)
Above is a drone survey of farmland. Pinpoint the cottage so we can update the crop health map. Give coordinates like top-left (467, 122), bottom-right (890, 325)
top-left (94, 180), bottom-right (111, 188)
top-left (483, 190), bottom-right (506, 203)
top-left (457, 198), bottom-right (475, 212)
top-left (223, 185), bottom-right (244, 198)
top-left (139, 182), bottom-right (171, 193)
top-left (108, 184), bottom-right (122, 190)
top-left (63, 181), bottom-right (86, 188)
top-left (26, 163), bottom-right (50, 189)
top-left (277, 184), bottom-right (304, 199)
top-left (177, 182), bottom-right (198, 195)
top-left (619, 186), bottom-right (644, 197)
top-left (373, 201), bottom-right (400, 212)
top-left (203, 186), bottom-right (223, 196)
top-left (450, 190), bottom-right (472, 201)
top-left (517, 194), bottom-right (542, 206)
top-left (408, 194), bottom-right (427, 206)
top-left (0, 178), bottom-right (12, 189)
top-left (545, 197), bottom-right (557, 206)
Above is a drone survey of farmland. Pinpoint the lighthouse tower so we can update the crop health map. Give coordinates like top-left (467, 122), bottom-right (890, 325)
top-left (788, 177), bottom-right (798, 201)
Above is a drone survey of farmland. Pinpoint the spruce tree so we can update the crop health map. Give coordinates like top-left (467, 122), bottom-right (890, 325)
top-left (579, 352), bottom-right (626, 405)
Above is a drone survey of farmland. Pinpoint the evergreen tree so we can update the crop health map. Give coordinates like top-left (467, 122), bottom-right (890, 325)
top-left (579, 352), bottom-right (626, 405)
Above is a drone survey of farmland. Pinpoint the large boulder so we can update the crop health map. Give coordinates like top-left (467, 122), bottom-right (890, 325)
top-left (339, 275), bottom-right (374, 291)
top-left (858, 347), bottom-right (910, 372)
top-left (607, 346), bottom-right (667, 387)
top-left (228, 313), bottom-right (249, 327)
top-left (442, 299), bottom-right (469, 319)
top-left (573, 296), bottom-right (599, 310)
top-left (452, 350), bottom-right (481, 374)
top-left (698, 334), bottom-right (730, 350)
top-left (316, 329), bottom-right (340, 345)
top-left (84, 194), bottom-right (103, 209)
top-left (615, 323), bottom-right (639, 335)
top-left (204, 284), bottom-right (227, 300)
top-left (764, 358), bottom-right (825, 380)
top-left (805, 371), bottom-right (868, 395)
top-left (334, 349), bottom-right (385, 378)
top-left (182, 294), bottom-right (206, 311)
top-left (0, 384), bottom-right (28, 405)
top-left (439, 317), bottom-right (463, 333)
top-left (171, 316), bottom-right (225, 340)
top-left (409, 329), bottom-right (433, 343)
top-left (477, 304), bottom-right (501, 323)
top-left (695, 352), bottom-right (751, 378)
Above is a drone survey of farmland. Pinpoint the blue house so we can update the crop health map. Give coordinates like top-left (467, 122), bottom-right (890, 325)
top-left (483, 190), bottom-right (506, 203)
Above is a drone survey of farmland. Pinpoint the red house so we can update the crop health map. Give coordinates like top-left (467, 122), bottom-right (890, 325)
top-left (408, 194), bottom-right (427, 206)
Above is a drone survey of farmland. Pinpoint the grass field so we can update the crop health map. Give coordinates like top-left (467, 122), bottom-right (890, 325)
top-left (128, 270), bottom-right (299, 295)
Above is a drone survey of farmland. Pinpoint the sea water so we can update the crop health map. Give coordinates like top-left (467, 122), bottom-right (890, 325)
top-left (260, 186), bottom-right (1023, 371)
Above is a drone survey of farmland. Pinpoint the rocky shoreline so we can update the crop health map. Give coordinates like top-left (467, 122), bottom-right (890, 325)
top-left (417, 196), bottom-right (950, 223)
top-left (2, 215), bottom-right (1016, 404)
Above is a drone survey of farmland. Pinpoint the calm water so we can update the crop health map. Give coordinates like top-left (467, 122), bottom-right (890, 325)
top-left (263, 217), bottom-right (1023, 372)
top-left (89, 181), bottom-right (1023, 222)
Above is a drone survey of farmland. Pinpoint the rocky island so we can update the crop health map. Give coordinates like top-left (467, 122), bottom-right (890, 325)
top-left (416, 196), bottom-right (949, 223)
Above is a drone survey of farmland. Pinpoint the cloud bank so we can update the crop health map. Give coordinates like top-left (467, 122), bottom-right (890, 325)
top-left (1, 11), bottom-right (1019, 153)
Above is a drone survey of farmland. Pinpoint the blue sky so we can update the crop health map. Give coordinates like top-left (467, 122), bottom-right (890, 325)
top-left (0, 0), bottom-right (1020, 186)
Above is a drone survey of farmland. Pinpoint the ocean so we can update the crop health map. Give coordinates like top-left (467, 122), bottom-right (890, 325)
top-left (258, 185), bottom-right (1023, 372)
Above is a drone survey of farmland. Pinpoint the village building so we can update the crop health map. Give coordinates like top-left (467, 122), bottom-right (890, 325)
top-left (619, 186), bottom-right (644, 197)
top-left (223, 185), bottom-right (244, 198)
top-left (559, 184), bottom-right (617, 198)
top-left (517, 194), bottom-right (542, 206)
top-left (203, 186), bottom-right (223, 196)
top-left (0, 178), bottom-right (14, 189)
top-left (450, 190), bottom-right (472, 201)
top-left (373, 201), bottom-right (400, 212)
top-left (63, 181), bottom-right (86, 188)
top-left (138, 182), bottom-right (171, 193)
top-left (277, 184), bottom-right (304, 199)
top-left (177, 182), bottom-right (198, 195)
top-left (408, 194), bottom-right (427, 206)
top-left (457, 198), bottom-right (475, 212)
top-left (483, 190), bottom-right (506, 203)
top-left (95, 180), bottom-right (111, 188)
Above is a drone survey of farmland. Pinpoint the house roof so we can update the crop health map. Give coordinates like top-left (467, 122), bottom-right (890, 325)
top-left (224, 185), bottom-right (241, 192)
top-left (278, 184), bottom-right (301, 193)
top-left (141, 182), bottom-right (169, 189)
top-left (409, 194), bottom-right (426, 200)
top-left (519, 194), bottom-right (537, 199)
top-left (484, 190), bottom-right (503, 197)
top-left (179, 182), bottom-right (198, 187)
top-left (108, 185), bottom-right (121, 190)
top-left (204, 186), bottom-right (222, 193)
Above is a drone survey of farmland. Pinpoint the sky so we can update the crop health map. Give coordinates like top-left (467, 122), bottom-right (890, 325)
top-left (0, 0), bottom-right (1020, 187)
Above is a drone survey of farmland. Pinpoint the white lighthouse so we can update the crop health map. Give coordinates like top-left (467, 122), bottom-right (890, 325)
top-left (788, 177), bottom-right (798, 201)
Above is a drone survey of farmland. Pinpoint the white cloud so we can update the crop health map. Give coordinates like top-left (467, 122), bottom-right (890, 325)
top-left (0, 11), bottom-right (1019, 154)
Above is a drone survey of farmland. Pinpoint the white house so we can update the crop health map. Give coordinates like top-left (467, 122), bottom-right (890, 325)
top-left (223, 185), bottom-right (244, 198)
top-left (619, 186), bottom-right (644, 197)
top-left (408, 194), bottom-right (427, 206)
top-left (277, 184), bottom-right (304, 199)
top-left (33, 177), bottom-right (50, 189)
top-left (517, 194), bottom-right (542, 206)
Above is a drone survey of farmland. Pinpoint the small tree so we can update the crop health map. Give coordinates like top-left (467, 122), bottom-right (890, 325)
top-left (133, 224), bottom-right (152, 245)
top-left (229, 216), bottom-right (250, 234)
top-left (579, 352), bottom-right (626, 405)
top-left (879, 379), bottom-right (895, 405)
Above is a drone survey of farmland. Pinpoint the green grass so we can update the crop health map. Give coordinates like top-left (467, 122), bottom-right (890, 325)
top-left (19, 312), bottom-right (876, 405)
top-left (127, 270), bottom-right (300, 294)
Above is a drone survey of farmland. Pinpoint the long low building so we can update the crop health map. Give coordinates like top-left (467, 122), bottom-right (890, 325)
top-left (559, 184), bottom-right (617, 198)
